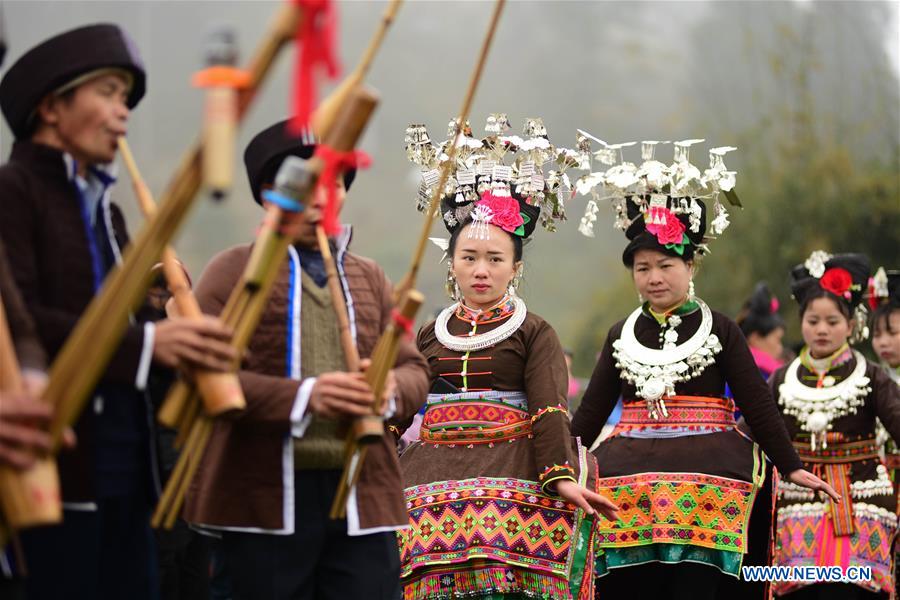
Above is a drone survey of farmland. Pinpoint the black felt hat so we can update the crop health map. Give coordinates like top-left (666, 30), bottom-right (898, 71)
top-left (243, 119), bottom-right (356, 205)
top-left (0, 23), bottom-right (145, 139)
top-left (738, 282), bottom-right (784, 337)
top-left (789, 252), bottom-right (871, 311)
top-left (621, 196), bottom-right (707, 266)
top-left (439, 190), bottom-right (541, 240)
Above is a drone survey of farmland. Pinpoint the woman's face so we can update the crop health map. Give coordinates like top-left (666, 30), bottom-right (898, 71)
top-left (872, 310), bottom-right (900, 368)
top-left (801, 296), bottom-right (852, 358)
top-left (631, 249), bottom-right (693, 312)
top-left (451, 223), bottom-right (520, 310)
top-left (748, 326), bottom-right (785, 360)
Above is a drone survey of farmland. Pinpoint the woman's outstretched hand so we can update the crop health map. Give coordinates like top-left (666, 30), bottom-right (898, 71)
top-left (788, 469), bottom-right (841, 502)
top-left (555, 479), bottom-right (619, 521)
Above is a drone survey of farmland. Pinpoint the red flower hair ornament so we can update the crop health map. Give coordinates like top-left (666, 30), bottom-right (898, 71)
top-left (645, 206), bottom-right (690, 255)
top-left (472, 192), bottom-right (528, 237)
top-left (819, 267), bottom-right (853, 300)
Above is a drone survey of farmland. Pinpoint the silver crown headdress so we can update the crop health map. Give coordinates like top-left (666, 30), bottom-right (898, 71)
top-left (404, 114), bottom-right (581, 233)
top-left (572, 130), bottom-right (742, 248)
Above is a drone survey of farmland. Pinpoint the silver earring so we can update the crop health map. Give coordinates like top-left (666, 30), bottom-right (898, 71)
top-left (638, 292), bottom-right (645, 303)
top-left (446, 270), bottom-right (460, 301)
top-left (688, 279), bottom-right (696, 299)
top-left (508, 271), bottom-right (522, 297)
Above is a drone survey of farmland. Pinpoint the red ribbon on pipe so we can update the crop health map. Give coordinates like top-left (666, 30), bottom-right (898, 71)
top-left (290, 0), bottom-right (341, 134)
top-left (391, 310), bottom-right (415, 340)
top-left (313, 145), bottom-right (371, 236)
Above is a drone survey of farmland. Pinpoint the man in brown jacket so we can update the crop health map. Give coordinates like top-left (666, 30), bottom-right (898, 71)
top-left (0, 24), bottom-right (236, 599)
top-left (184, 120), bottom-right (429, 599)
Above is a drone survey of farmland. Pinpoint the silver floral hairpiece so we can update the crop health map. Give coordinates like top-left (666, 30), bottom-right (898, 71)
top-left (405, 115), bottom-right (580, 233)
top-left (571, 132), bottom-right (741, 247)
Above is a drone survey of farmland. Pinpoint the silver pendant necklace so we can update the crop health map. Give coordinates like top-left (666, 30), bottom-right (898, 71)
top-left (779, 350), bottom-right (871, 450)
top-left (612, 298), bottom-right (722, 419)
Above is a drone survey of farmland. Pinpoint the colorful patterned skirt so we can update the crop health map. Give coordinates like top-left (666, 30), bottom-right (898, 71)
top-left (593, 396), bottom-right (765, 578)
top-left (773, 434), bottom-right (897, 596)
top-left (399, 391), bottom-right (597, 599)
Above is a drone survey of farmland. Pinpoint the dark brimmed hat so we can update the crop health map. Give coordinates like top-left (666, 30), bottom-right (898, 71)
top-left (737, 282), bottom-right (784, 337)
top-left (0, 23), bottom-right (145, 139)
top-left (789, 252), bottom-right (871, 311)
top-left (243, 119), bottom-right (356, 205)
top-left (622, 196), bottom-right (707, 266)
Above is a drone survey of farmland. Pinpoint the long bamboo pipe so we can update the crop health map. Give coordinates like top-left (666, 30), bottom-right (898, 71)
top-left (328, 290), bottom-right (424, 518)
top-left (392, 0), bottom-right (506, 305)
top-left (117, 137), bottom-right (246, 418)
top-left (0, 296), bottom-right (61, 534)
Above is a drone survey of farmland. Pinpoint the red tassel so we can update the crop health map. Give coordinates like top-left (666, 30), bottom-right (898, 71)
top-left (290, 0), bottom-right (341, 135)
top-left (313, 145), bottom-right (371, 236)
top-left (391, 310), bottom-right (415, 340)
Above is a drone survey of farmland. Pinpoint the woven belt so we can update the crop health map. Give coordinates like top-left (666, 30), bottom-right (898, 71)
top-left (612, 395), bottom-right (736, 437)
top-left (421, 391), bottom-right (531, 446)
top-left (793, 436), bottom-right (880, 464)
top-left (794, 434), bottom-right (879, 537)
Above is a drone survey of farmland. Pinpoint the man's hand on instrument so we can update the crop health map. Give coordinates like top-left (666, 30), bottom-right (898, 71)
top-left (153, 316), bottom-right (238, 372)
top-left (308, 371), bottom-right (375, 419)
top-left (358, 359), bottom-right (396, 414)
top-left (0, 392), bottom-right (54, 469)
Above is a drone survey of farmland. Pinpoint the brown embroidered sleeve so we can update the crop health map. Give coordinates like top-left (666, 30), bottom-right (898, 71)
top-left (571, 321), bottom-right (624, 448)
top-left (717, 314), bottom-right (802, 474)
top-left (523, 316), bottom-right (578, 494)
top-left (869, 362), bottom-right (900, 444)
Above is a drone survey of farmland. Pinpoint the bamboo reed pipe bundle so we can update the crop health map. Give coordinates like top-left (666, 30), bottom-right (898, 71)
top-left (329, 290), bottom-right (424, 519)
top-left (118, 137), bottom-right (246, 417)
top-left (0, 296), bottom-right (61, 536)
top-left (329, 0), bottom-right (507, 519)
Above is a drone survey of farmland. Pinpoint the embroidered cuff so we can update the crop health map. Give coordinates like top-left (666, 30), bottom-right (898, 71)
top-left (538, 461), bottom-right (576, 494)
top-left (135, 322), bottom-right (155, 391)
top-left (531, 404), bottom-right (568, 424)
top-left (290, 377), bottom-right (317, 438)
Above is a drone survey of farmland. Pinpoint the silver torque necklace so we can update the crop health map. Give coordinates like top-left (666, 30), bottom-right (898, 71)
top-left (612, 298), bottom-right (722, 418)
top-left (434, 296), bottom-right (528, 352)
top-left (779, 350), bottom-right (871, 450)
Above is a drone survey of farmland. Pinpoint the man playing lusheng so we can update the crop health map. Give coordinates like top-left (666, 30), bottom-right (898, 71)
top-left (184, 120), bottom-right (429, 600)
top-left (0, 23), bottom-right (236, 598)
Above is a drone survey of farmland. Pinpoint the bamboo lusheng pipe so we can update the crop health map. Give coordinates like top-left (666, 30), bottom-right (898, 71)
top-left (0, 295), bottom-right (61, 534)
top-left (316, 225), bottom-right (361, 373)
top-left (328, 0), bottom-right (507, 520)
top-left (311, 0), bottom-right (402, 138)
top-left (392, 0), bottom-right (506, 305)
top-left (152, 87), bottom-right (380, 530)
top-left (316, 224), bottom-right (383, 444)
top-left (309, 0), bottom-right (405, 443)
top-left (42, 1), bottom-right (303, 452)
top-left (118, 137), bottom-right (246, 418)
top-left (329, 290), bottom-right (424, 519)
